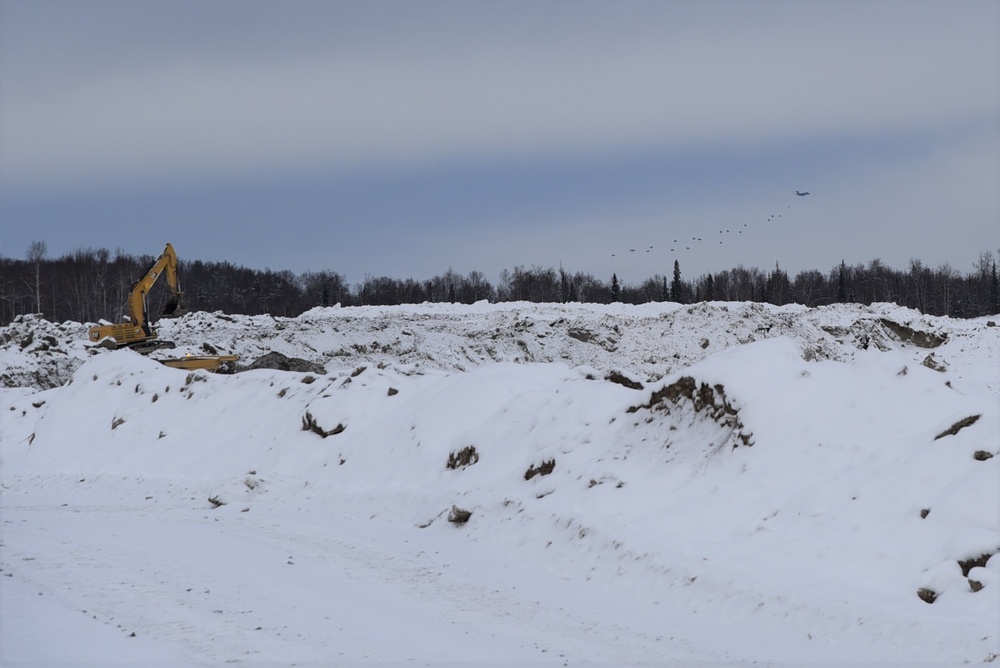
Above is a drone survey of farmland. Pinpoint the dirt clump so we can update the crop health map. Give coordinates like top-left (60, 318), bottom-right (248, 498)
top-left (933, 415), bottom-right (981, 440)
top-left (958, 552), bottom-right (996, 577)
top-left (605, 371), bottom-right (643, 390)
top-left (448, 506), bottom-right (472, 524)
top-left (879, 319), bottom-right (947, 348)
top-left (524, 459), bottom-right (556, 480)
top-left (301, 410), bottom-right (345, 438)
top-left (244, 351), bottom-right (325, 375)
top-left (447, 446), bottom-right (480, 470)
top-left (629, 376), bottom-right (753, 448)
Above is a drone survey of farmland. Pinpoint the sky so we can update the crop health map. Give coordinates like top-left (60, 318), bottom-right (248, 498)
top-left (1, 0), bottom-right (998, 287)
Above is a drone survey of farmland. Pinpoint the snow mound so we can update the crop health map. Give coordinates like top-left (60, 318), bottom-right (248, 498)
top-left (3, 301), bottom-right (996, 393)
top-left (2, 302), bottom-right (998, 665)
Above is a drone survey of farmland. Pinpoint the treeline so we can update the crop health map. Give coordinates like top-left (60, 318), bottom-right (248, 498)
top-left (1, 243), bottom-right (998, 326)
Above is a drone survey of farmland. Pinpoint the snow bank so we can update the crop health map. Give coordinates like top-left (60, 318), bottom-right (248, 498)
top-left (1, 302), bottom-right (998, 665)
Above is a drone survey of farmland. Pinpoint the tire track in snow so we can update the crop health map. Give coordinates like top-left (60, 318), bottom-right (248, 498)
top-left (1, 497), bottom-right (702, 665)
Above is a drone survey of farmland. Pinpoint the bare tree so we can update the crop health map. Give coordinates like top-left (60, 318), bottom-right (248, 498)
top-left (25, 241), bottom-right (47, 314)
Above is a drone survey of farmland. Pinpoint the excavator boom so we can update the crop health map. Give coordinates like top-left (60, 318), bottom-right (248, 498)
top-left (88, 243), bottom-right (188, 349)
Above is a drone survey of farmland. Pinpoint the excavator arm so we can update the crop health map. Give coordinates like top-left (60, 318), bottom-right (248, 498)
top-left (126, 242), bottom-right (187, 333)
top-left (88, 243), bottom-right (188, 349)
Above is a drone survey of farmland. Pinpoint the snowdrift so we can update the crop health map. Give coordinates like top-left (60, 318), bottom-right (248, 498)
top-left (2, 302), bottom-right (998, 666)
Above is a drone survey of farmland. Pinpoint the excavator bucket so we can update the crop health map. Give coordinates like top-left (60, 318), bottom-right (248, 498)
top-left (161, 299), bottom-right (188, 318)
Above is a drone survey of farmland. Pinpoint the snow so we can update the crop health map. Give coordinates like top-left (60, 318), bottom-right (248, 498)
top-left (2, 301), bottom-right (998, 666)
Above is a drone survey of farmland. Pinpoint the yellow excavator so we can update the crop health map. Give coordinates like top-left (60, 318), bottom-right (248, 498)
top-left (88, 243), bottom-right (237, 371)
top-left (88, 243), bottom-right (186, 351)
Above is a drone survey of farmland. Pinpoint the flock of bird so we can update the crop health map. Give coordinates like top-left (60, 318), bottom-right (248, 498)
top-left (609, 190), bottom-right (811, 260)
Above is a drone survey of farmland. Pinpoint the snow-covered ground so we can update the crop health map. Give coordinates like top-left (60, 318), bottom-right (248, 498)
top-left (2, 301), bottom-right (998, 666)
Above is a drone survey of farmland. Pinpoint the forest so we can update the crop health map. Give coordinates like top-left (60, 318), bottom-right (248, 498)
top-left (1, 242), bottom-right (998, 326)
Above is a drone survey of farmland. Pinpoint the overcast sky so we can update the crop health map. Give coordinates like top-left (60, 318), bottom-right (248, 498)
top-left (1, 0), bottom-right (997, 287)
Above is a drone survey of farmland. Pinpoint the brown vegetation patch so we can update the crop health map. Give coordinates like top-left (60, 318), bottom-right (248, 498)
top-left (301, 411), bottom-right (346, 438)
top-left (628, 376), bottom-right (753, 447)
top-left (604, 371), bottom-right (643, 390)
top-left (958, 552), bottom-right (996, 577)
top-left (524, 459), bottom-right (556, 480)
top-left (933, 414), bottom-right (981, 440)
top-left (447, 445), bottom-right (480, 470)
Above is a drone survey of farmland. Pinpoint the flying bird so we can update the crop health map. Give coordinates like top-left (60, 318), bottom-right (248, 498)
top-left (795, 191), bottom-right (810, 196)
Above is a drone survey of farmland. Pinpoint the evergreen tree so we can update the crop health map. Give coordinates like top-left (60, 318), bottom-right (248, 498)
top-left (611, 273), bottom-right (621, 303)
top-left (991, 261), bottom-right (999, 315)
top-left (837, 260), bottom-right (847, 302)
top-left (670, 260), bottom-right (684, 303)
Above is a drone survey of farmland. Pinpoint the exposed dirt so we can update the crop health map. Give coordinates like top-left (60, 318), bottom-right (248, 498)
top-left (524, 459), bottom-right (556, 480)
top-left (879, 319), bottom-right (948, 348)
top-left (628, 376), bottom-right (753, 448)
top-left (243, 351), bottom-right (326, 375)
top-left (934, 415), bottom-right (981, 440)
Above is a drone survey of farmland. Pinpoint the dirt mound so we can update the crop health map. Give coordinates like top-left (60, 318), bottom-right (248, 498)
top-left (2, 302), bottom-right (995, 393)
top-left (0, 314), bottom-right (90, 389)
top-left (243, 351), bottom-right (326, 375)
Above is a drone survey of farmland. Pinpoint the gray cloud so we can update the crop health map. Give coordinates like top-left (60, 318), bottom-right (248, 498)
top-left (2, 0), bottom-right (995, 193)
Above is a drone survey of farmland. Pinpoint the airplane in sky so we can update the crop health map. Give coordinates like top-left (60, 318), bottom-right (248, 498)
top-left (795, 191), bottom-right (811, 196)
